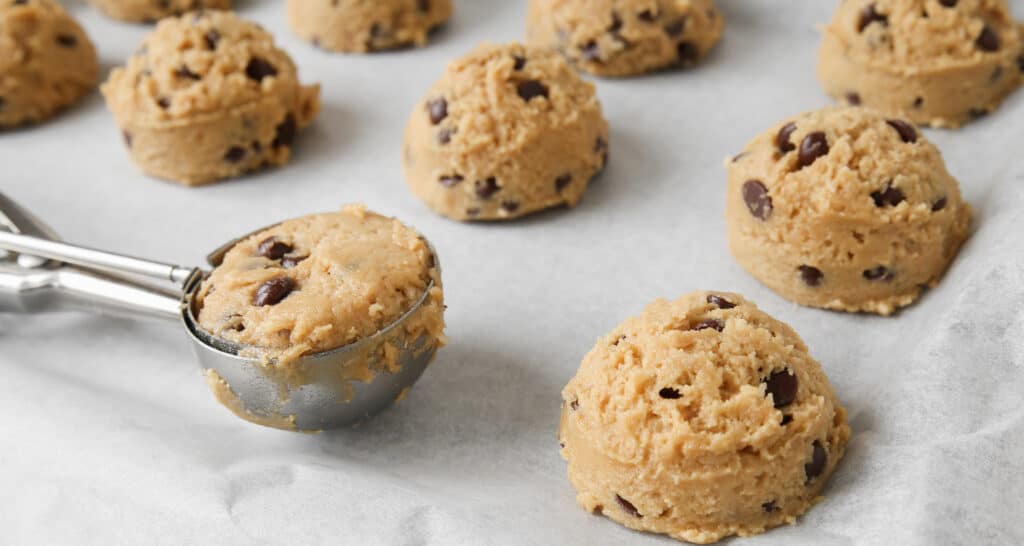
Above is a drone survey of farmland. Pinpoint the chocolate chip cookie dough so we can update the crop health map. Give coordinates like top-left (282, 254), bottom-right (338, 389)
top-left (526, 0), bottom-right (724, 77)
top-left (88, 0), bottom-right (231, 24)
top-left (727, 107), bottom-right (971, 315)
top-left (287, 0), bottom-right (452, 53)
top-left (403, 43), bottom-right (609, 221)
top-left (560, 291), bottom-right (850, 544)
top-left (101, 10), bottom-right (320, 185)
top-left (195, 204), bottom-right (446, 369)
top-left (0, 0), bottom-right (98, 128)
top-left (818, 0), bottom-right (1024, 128)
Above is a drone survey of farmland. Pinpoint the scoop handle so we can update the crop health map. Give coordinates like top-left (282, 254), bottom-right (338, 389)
top-left (0, 231), bottom-right (195, 287)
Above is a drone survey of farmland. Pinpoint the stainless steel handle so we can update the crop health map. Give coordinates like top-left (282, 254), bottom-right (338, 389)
top-left (0, 262), bottom-right (184, 321)
top-left (0, 231), bottom-right (194, 286)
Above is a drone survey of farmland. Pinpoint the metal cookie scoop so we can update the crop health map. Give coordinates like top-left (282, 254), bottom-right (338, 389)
top-left (0, 193), bottom-right (440, 432)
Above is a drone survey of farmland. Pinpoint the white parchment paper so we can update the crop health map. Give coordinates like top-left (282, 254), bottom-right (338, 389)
top-left (2, 1), bottom-right (1023, 544)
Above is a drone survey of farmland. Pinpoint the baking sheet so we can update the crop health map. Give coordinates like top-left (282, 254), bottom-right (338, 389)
top-left (2, 1), bottom-right (1024, 544)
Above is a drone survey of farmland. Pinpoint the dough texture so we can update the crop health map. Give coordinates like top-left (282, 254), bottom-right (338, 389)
top-left (101, 10), bottom-right (320, 186)
top-left (402, 42), bottom-right (609, 221)
top-left (818, 0), bottom-right (1024, 128)
top-left (726, 107), bottom-right (971, 315)
top-left (88, 0), bottom-right (231, 24)
top-left (0, 0), bottom-right (98, 128)
top-left (560, 291), bottom-right (851, 544)
top-left (287, 0), bottom-right (452, 53)
top-left (195, 205), bottom-right (445, 368)
top-left (526, 0), bottom-right (724, 77)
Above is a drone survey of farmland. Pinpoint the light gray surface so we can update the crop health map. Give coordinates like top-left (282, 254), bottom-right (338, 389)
top-left (2, 1), bottom-right (1023, 544)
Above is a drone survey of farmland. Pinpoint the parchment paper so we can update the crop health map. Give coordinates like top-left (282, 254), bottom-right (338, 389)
top-left (2, 1), bottom-right (1023, 544)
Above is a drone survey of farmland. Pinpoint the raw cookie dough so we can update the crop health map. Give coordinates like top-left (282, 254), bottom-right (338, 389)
top-left (526, 0), bottom-right (724, 77)
top-left (402, 42), bottom-right (609, 221)
top-left (0, 0), bottom-right (98, 128)
top-left (818, 0), bottom-right (1024, 128)
top-left (88, 0), bottom-right (231, 24)
top-left (287, 0), bottom-right (452, 53)
top-left (726, 107), bottom-right (971, 315)
top-left (195, 205), bottom-right (446, 368)
top-left (101, 10), bottom-right (320, 185)
top-left (560, 291), bottom-right (851, 544)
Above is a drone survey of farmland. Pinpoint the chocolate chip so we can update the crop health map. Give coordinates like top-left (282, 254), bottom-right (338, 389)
top-left (863, 266), bottom-right (895, 281)
top-left (594, 136), bottom-right (608, 153)
top-left (707, 294), bottom-right (736, 309)
top-left (555, 173), bottom-right (573, 192)
top-left (513, 55), bottom-right (526, 70)
top-left (885, 119), bottom-right (917, 143)
top-left (638, 9), bottom-right (657, 22)
top-left (857, 4), bottom-right (888, 32)
top-left (968, 107), bottom-right (989, 119)
top-left (580, 41), bottom-right (601, 62)
top-left (976, 25), bottom-right (999, 52)
top-left (257, 237), bottom-right (292, 260)
top-left (254, 277), bottom-right (295, 307)
top-left (677, 42), bottom-right (699, 64)
top-left (501, 201), bottom-right (520, 213)
top-left (272, 114), bottom-right (297, 149)
top-left (664, 17), bottom-right (686, 37)
top-left (175, 65), bottom-right (201, 80)
top-left (439, 174), bottom-right (464, 187)
top-left (205, 29), bottom-right (220, 50)
top-left (281, 255), bottom-right (307, 269)
top-left (798, 265), bottom-right (823, 287)
top-left (252, 140), bottom-right (262, 152)
top-left (56, 34), bottom-right (77, 47)
top-left (797, 132), bottom-right (829, 169)
top-left (871, 182), bottom-right (905, 207)
top-left (437, 128), bottom-right (453, 144)
top-left (805, 441), bottom-right (828, 482)
top-left (658, 387), bottom-right (681, 399)
top-left (570, 399), bottom-right (579, 411)
top-left (762, 501), bottom-right (778, 513)
top-left (122, 130), bottom-right (132, 148)
top-left (427, 98), bottom-right (447, 125)
top-left (780, 414), bottom-right (793, 426)
top-left (764, 370), bottom-right (797, 408)
top-left (938, 0), bottom-right (957, 6)
top-left (615, 495), bottom-right (641, 518)
top-left (156, 97), bottom-right (170, 109)
top-left (776, 122), bottom-right (797, 153)
top-left (846, 92), bottom-right (861, 105)
top-left (224, 146), bottom-right (246, 163)
top-left (475, 177), bottom-right (500, 199)
top-left (245, 57), bottom-right (278, 82)
top-left (608, 12), bottom-right (623, 33)
top-left (913, 96), bottom-right (924, 108)
top-left (1018, 55), bottom-right (1024, 73)
top-left (692, 318), bottom-right (724, 332)
top-left (742, 180), bottom-right (773, 221)
top-left (932, 196), bottom-right (947, 211)
top-left (517, 80), bottom-right (549, 101)
top-left (417, 0), bottom-right (430, 12)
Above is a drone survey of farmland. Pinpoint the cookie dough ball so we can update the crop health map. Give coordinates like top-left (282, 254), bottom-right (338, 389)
top-left (727, 107), bottom-right (971, 315)
top-left (818, 0), bottom-right (1024, 128)
top-left (402, 43), bottom-right (609, 221)
top-left (88, 0), bottom-right (231, 24)
top-left (0, 0), bottom-right (98, 128)
top-left (560, 291), bottom-right (851, 544)
top-left (526, 0), bottom-right (724, 77)
top-left (287, 0), bottom-right (452, 53)
top-left (101, 11), bottom-right (320, 185)
top-left (196, 204), bottom-right (446, 367)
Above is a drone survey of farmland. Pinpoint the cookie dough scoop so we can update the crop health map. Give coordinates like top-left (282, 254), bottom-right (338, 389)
top-left (101, 10), bottom-right (320, 185)
top-left (403, 42), bottom-right (609, 221)
top-left (726, 106), bottom-right (971, 315)
top-left (818, 0), bottom-right (1023, 127)
top-left (0, 197), bottom-right (446, 432)
top-left (559, 291), bottom-right (851, 544)
top-left (287, 0), bottom-right (452, 53)
top-left (0, 0), bottom-right (98, 128)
